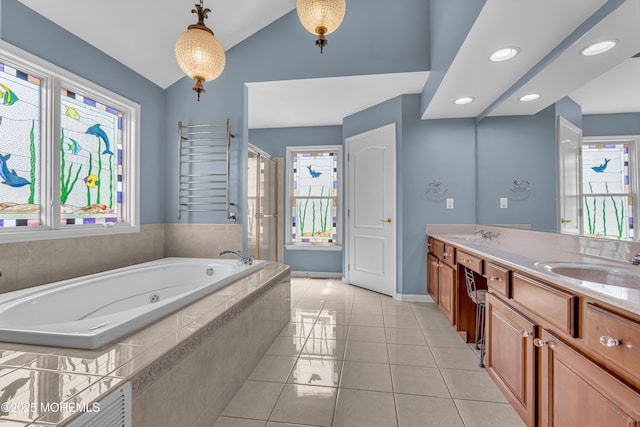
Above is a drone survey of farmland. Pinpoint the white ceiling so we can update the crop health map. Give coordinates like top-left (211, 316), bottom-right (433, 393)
top-left (18, 0), bottom-right (297, 89)
top-left (570, 57), bottom-right (640, 114)
top-left (246, 72), bottom-right (429, 129)
top-left (423, 0), bottom-right (607, 119)
top-left (17, 0), bottom-right (640, 127)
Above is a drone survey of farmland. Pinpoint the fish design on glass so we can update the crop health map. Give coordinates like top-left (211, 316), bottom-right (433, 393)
top-left (307, 165), bottom-right (322, 178)
top-left (0, 154), bottom-right (30, 187)
top-left (65, 106), bottom-right (81, 120)
top-left (592, 158), bottom-right (610, 173)
top-left (66, 138), bottom-right (82, 155)
top-left (83, 174), bottom-right (99, 188)
top-left (85, 124), bottom-right (113, 155)
top-left (0, 83), bottom-right (18, 106)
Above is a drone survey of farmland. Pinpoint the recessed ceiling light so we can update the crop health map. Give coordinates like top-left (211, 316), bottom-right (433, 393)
top-left (580, 40), bottom-right (618, 56)
top-left (489, 47), bottom-right (520, 62)
top-left (519, 93), bottom-right (540, 102)
top-left (454, 96), bottom-right (474, 105)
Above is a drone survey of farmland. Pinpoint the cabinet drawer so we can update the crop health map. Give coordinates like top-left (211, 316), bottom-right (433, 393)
top-left (442, 244), bottom-right (456, 267)
top-left (512, 273), bottom-right (578, 337)
top-left (585, 304), bottom-right (640, 380)
top-left (433, 239), bottom-right (445, 258)
top-left (485, 262), bottom-right (511, 298)
top-left (457, 250), bottom-right (483, 274)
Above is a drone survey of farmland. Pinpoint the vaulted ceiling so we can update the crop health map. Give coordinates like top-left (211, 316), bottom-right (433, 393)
top-left (18, 0), bottom-right (640, 128)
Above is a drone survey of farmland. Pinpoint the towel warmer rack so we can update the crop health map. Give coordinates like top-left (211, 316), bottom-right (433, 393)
top-left (178, 119), bottom-right (235, 220)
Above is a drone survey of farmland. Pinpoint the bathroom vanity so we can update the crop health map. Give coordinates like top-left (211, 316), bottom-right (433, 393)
top-left (426, 225), bottom-right (640, 427)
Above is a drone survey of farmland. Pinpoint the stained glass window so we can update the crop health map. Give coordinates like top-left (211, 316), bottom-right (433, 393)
top-left (0, 40), bottom-right (139, 242)
top-left (582, 142), bottom-right (634, 240)
top-left (60, 88), bottom-right (123, 225)
top-left (288, 147), bottom-right (340, 244)
top-left (0, 63), bottom-right (42, 228)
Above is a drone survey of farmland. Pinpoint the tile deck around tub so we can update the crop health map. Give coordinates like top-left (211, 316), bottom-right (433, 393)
top-left (215, 278), bottom-right (525, 427)
top-left (0, 261), bottom-right (289, 427)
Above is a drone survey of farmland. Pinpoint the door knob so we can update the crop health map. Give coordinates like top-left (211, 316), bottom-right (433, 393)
top-left (379, 218), bottom-right (392, 224)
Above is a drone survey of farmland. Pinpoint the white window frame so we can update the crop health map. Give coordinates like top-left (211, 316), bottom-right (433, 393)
top-left (581, 135), bottom-right (639, 241)
top-left (285, 145), bottom-right (342, 251)
top-left (0, 40), bottom-right (140, 243)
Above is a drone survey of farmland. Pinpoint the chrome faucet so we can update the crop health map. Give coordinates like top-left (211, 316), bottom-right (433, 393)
top-left (473, 229), bottom-right (493, 240)
top-left (219, 250), bottom-right (253, 265)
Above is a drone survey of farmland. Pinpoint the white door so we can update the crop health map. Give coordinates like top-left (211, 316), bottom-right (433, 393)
top-left (558, 117), bottom-right (582, 235)
top-left (346, 123), bottom-right (396, 296)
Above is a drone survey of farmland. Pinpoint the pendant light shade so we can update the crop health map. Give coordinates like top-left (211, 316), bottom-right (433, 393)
top-left (175, 1), bottom-right (226, 101)
top-left (296, 0), bottom-right (346, 53)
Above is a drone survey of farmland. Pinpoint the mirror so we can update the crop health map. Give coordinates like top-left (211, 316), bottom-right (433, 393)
top-left (476, 0), bottom-right (640, 237)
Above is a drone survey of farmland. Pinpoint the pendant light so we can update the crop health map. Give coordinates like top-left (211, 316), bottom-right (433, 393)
top-left (175, 1), bottom-right (226, 101)
top-left (296, 0), bottom-right (346, 53)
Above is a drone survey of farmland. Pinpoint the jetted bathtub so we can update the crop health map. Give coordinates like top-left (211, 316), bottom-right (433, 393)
top-left (0, 257), bottom-right (264, 349)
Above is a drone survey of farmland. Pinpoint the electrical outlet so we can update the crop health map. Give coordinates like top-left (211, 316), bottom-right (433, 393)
top-left (446, 198), bottom-right (454, 209)
top-left (500, 198), bottom-right (508, 209)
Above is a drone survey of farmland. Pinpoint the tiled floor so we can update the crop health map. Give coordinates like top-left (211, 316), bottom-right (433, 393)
top-left (214, 278), bottom-right (525, 427)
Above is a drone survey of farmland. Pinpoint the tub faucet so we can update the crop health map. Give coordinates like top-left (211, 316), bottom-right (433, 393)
top-left (219, 250), bottom-right (253, 265)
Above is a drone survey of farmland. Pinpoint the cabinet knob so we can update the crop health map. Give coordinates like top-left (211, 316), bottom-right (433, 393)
top-left (599, 336), bottom-right (621, 348)
top-left (443, 252), bottom-right (449, 257)
top-left (533, 338), bottom-right (546, 348)
top-left (521, 331), bottom-right (531, 338)
top-left (488, 276), bottom-right (502, 282)
top-left (431, 262), bottom-right (439, 267)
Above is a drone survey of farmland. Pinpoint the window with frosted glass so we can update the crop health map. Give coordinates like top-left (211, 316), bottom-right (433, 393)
top-left (582, 142), bottom-right (634, 240)
top-left (0, 63), bottom-right (41, 228)
top-left (290, 150), bottom-right (338, 244)
top-left (60, 88), bottom-right (123, 225)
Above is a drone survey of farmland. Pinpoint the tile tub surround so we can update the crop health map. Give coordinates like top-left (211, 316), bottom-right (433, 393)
top-left (0, 223), bottom-right (242, 295)
top-left (426, 224), bottom-right (640, 315)
top-left (0, 261), bottom-right (290, 426)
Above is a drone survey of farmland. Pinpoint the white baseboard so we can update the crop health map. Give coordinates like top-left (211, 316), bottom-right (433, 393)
top-left (395, 294), bottom-right (434, 303)
top-left (291, 271), bottom-right (343, 279)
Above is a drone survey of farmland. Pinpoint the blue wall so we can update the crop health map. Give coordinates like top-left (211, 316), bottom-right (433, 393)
top-left (583, 113), bottom-right (640, 136)
top-left (249, 125), bottom-right (343, 273)
top-left (477, 106), bottom-right (559, 232)
top-left (164, 0), bottom-right (430, 228)
top-left (421, 0), bottom-right (485, 116)
top-left (401, 95), bottom-right (476, 295)
top-left (0, 0), bottom-right (166, 224)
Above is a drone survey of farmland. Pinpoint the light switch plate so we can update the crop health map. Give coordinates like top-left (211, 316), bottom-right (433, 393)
top-left (446, 198), bottom-right (454, 209)
top-left (500, 198), bottom-right (508, 209)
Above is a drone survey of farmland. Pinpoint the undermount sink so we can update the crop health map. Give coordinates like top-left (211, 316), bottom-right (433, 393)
top-left (536, 261), bottom-right (640, 289)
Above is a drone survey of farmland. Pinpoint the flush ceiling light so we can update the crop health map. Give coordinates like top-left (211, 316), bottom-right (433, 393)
top-left (175, 0), bottom-right (226, 101)
top-left (297, 0), bottom-right (346, 53)
top-left (489, 47), bottom-right (520, 62)
top-left (580, 40), bottom-right (618, 56)
top-left (454, 96), bottom-right (475, 105)
top-left (519, 93), bottom-right (540, 102)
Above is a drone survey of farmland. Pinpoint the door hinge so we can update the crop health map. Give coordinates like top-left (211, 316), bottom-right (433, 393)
top-left (347, 264), bottom-right (350, 272)
top-left (579, 208), bottom-right (583, 217)
top-left (347, 208), bottom-right (350, 216)
top-left (347, 154), bottom-right (350, 161)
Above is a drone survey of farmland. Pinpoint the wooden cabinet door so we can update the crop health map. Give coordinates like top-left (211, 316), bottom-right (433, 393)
top-left (539, 329), bottom-right (640, 427)
top-left (427, 253), bottom-right (439, 303)
top-left (486, 294), bottom-right (536, 427)
top-left (438, 262), bottom-right (455, 324)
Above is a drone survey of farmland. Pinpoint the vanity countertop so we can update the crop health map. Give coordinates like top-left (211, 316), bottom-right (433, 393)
top-left (426, 224), bottom-right (640, 316)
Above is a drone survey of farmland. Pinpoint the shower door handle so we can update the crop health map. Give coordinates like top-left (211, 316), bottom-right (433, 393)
top-left (255, 213), bottom-right (278, 218)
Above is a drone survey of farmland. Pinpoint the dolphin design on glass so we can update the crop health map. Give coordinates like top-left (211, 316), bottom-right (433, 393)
top-left (592, 158), bottom-right (610, 173)
top-left (0, 153), bottom-right (30, 187)
top-left (307, 165), bottom-right (322, 178)
top-left (85, 124), bottom-right (113, 155)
